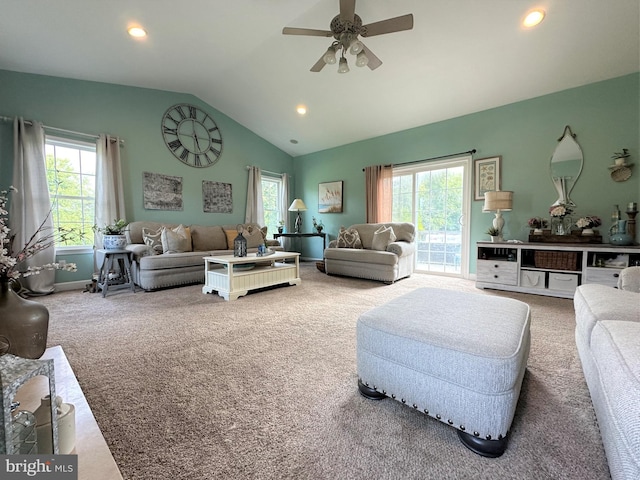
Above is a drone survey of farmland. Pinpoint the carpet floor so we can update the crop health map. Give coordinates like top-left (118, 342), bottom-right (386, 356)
top-left (39, 264), bottom-right (610, 480)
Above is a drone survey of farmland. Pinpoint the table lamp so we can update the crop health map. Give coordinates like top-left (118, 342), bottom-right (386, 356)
top-left (288, 199), bottom-right (307, 233)
top-left (483, 191), bottom-right (513, 238)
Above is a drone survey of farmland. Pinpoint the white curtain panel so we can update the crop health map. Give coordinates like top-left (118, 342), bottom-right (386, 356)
top-left (244, 166), bottom-right (264, 225)
top-left (280, 173), bottom-right (291, 250)
top-left (10, 117), bottom-right (55, 294)
top-left (94, 134), bottom-right (125, 270)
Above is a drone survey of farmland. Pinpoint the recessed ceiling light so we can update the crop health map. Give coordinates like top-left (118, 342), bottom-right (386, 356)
top-left (290, 139), bottom-right (299, 144)
top-left (296, 105), bottom-right (307, 115)
top-left (523, 9), bottom-right (545, 28)
top-left (128, 26), bottom-right (147, 38)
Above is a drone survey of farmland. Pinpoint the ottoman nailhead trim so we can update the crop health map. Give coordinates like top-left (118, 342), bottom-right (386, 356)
top-left (365, 382), bottom-right (370, 387)
top-left (423, 409), bottom-right (429, 414)
top-left (460, 425), bottom-right (465, 431)
top-left (391, 394), bottom-right (396, 399)
top-left (486, 435), bottom-right (492, 440)
top-left (382, 390), bottom-right (386, 395)
top-left (401, 399), bottom-right (406, 404)
top-left (413, 404), bottom-right (418, 409)
top-left (473, 431), bottom-right (480, 437)
top-left (447, 419), bottom-right (453, 425)
top-left (436, 414), bottom-right (441, 420)
top-left (373, 386), bottom-right (377, 390)
top-left (498, 434), bottom-right (503, 440)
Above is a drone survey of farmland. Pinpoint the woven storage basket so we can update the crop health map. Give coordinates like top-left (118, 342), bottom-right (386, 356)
top-left (534, 251), bottom-right (578, 271)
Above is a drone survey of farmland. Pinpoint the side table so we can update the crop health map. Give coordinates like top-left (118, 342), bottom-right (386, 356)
top-left (96, 249), bottom-right (135, 297)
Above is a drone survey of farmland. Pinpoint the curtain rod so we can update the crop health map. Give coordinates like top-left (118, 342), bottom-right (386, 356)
top-left (362, 149), bottom-right (476, 171)
top-left (0, 115), bottom-right (124, 145)
top-left (246, 166), bottom-right (284, 177)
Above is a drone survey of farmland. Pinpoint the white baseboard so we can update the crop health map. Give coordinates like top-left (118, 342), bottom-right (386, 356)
top-left (54, 279), bottom-right (92, 292)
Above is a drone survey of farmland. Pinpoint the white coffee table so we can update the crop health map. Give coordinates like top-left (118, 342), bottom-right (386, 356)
top-left (202, 251), bottom-right (301, 301)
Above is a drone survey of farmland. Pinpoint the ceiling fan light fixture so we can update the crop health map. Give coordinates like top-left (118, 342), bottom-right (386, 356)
top-left (323, 45), bottom-right (338, 65)
top-left (337, 56), bottom-right (350, 74)
top-left (349, 39), bottom-right (364, 55)
top-left (355, 50), bottom-right (369, 67)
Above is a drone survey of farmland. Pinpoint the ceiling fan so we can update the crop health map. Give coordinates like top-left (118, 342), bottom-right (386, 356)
top-left (282, 0), bottom-right (414, 73)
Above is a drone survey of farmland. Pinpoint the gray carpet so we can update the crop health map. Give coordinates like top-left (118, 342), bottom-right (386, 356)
top-left (39, 264), bottom-right (610, 480)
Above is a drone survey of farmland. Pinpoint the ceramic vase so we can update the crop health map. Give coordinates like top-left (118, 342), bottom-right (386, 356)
top-left (0, 279), bottom-right (49, 359)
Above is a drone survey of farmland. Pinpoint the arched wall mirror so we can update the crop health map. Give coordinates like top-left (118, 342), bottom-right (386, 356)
top-left (550, 125), bottom-right (583, 207)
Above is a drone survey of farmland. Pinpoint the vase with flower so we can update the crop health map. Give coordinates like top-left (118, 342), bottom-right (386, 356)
top-left (549, 204), bottom-right (573, 235)
top-left (527, 217), bottom-right (548, 235)
top-left (0, 187), bottom-right (77, 358)
top-left (575, 215), bottom-right (602, 236)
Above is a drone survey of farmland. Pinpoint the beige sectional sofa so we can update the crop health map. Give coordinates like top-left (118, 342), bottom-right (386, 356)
top-left (324, 223), bottom-right (416, 283)
top-left (124, 221), bottom-right (282, 291)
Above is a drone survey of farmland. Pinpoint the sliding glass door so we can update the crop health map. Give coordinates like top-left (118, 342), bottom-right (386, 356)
top-left (392, 156), bottom-right (471, 276)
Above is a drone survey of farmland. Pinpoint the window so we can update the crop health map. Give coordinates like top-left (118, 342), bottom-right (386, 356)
top-left (261, 175), bottom-right (283, 235)
top-left (45, 137), bottom-right (96, 251)
top-left (392, 156), bottom-right (471, 276)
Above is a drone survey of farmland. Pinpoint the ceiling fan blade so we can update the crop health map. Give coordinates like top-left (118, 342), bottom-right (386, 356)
top-left (282, 27), bottom-right (333, 37)
top-left (361, 14), bottom-right (414, 37)
top-left (361, 44), bottom-right (382, 70)
top-left (340, 0), bottom-right (356, 22)
top-left (310, 55), bottom-right (327, 72)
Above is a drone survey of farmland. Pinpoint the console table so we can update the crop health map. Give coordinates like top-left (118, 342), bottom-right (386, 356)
top-left (273, 232), bottom-right (327, 251)
top-left (476, 242), bottom-right (640, 298)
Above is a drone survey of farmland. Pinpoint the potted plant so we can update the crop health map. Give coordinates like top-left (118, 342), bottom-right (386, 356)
top-left (312, 216), bottom-right (324, 233)
top-left (486, 226), bottom-right (501, 242)
top-left (611, 148), bottom-right (630, 166)
top-left (94, 219), bottom-right (129, 250)
top-left (277, 219), bottom-right (285, 234)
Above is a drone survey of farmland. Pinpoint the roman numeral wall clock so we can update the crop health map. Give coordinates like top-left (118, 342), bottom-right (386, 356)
top-left (161, 103), bottom-right (223, 168)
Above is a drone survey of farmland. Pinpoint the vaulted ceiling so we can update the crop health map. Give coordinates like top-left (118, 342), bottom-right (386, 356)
top-left (1, 0), bottom-right (638, 156)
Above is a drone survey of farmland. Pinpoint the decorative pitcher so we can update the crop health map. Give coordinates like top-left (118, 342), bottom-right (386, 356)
top-left (609, 220), bottom-right (633, 246)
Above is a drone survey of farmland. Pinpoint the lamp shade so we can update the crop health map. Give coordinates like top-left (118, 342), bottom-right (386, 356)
top-left (288, 199), bottom-right (307, 211)
top-left (483, 191), bottom-right (513, 212)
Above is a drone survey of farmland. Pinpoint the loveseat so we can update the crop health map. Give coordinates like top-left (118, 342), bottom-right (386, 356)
top-left (324, 223), bottom-right (415, 283)
top-left (124, 221), bottom-right (282, 291)
top-left (573, 268), bottom-right (640, 480)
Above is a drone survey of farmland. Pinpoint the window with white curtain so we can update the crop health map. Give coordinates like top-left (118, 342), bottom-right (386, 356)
top-left (45, 136), bottom-right (96, 252)
top-left (261, 175), bottom-right (283, 236)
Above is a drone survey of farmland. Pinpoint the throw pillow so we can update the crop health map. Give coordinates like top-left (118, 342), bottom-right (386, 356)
top-left (337, 226), bottom-right (363, 249)
top-left (371, 225), bottom-right (396, 251)
top-left (243, 227), bottom-right (264, 248)
top-left (161, 224), bottom-right (192, 253)
top-left (142, 227), bottom-right (163, 255)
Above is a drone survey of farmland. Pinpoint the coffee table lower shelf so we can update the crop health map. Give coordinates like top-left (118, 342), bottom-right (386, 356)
top-left (202, 252), bottom-right (301, 301)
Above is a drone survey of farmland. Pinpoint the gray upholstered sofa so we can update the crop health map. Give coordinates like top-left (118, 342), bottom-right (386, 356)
top-left (124, 221), bottom-right (282, 291)
top-left (324, 223), bottom-right (415, 283)
top-left (573, 268), bottom-right (640, 480)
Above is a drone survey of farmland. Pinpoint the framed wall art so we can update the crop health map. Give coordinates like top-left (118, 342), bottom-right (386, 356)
top-left (143, 172), bottom-right (183, 210)
top-left (202, 180), bottom-right (233, 213)
top-left (474, 156), bottom-right (501, 201)
top-left (318, 180), bottom-right (343, 213)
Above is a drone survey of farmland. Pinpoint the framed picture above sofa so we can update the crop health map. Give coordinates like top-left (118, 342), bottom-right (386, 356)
top-left (319, 181), bottom-right (343, 213)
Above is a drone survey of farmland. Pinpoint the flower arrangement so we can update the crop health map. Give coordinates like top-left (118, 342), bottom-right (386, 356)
top-left (1, 187), bottom-right (77, 281)
top-left (527, 217), bottom-right (548, 229)
top-left (549, 204), bottom-right (572, 218)
top-left (575, 216), bottom-right (602, 229)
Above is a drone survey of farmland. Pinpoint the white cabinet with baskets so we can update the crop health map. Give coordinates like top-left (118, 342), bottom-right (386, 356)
top-left (476, 242), bottom-right (640, 298)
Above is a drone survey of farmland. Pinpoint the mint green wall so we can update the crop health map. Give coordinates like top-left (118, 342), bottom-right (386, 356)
top-left (294, 73), bottom-right (640, 269)
top-left (0, 69), bottom-right (294, 282)
top-left (1, 70), bottom-right (638, 281)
